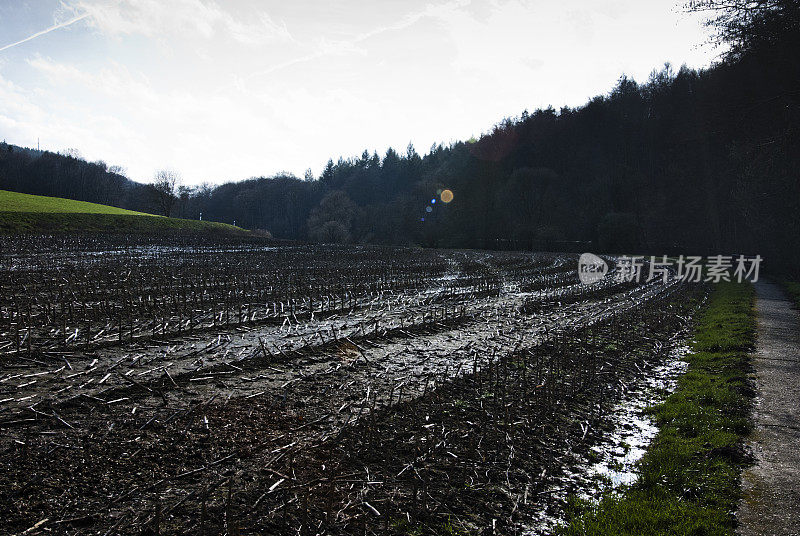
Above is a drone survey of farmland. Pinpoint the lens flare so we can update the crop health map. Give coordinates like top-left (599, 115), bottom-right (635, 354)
top-left (440, 189), bottom-right (454, 203)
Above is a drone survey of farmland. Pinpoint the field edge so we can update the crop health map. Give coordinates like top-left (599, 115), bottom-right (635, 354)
top-left (557, 281), bottom-right (757, 536)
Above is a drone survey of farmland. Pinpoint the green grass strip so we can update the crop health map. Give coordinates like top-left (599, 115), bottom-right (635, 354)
top-left (558, 282), bottom-right (756, 536)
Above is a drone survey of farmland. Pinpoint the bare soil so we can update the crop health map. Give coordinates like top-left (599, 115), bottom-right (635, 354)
top-left (0, 244), bottom-right (698, 535)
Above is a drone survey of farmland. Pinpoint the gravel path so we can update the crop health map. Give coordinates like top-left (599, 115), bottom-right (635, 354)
top-left (737, 281), bottom-right (800, 535)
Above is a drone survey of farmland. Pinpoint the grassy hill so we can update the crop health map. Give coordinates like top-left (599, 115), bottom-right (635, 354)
top-left (0, 190), bottom-right (244, 234)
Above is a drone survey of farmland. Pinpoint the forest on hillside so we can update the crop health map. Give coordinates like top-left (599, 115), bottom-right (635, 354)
top-left (1, 1), bottom-right (798, 271)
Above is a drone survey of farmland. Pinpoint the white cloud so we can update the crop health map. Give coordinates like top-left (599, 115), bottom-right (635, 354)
top-left (27, 55), bottom-right (159, 105)
top-left (21, 54), bottom-right (299, 182)
top-left (0, 71), bottom-right (135, 162)
top-left (238, 0), bottom-right (469, 83)
top-left (72, 0), bottom-right (292, 45)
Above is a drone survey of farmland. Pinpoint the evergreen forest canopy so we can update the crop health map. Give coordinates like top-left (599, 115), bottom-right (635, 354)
top-left (1, 0), bottom-right (798, 272)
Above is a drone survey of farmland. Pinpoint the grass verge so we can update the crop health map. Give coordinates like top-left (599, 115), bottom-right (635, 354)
top-left (558, 282), bottom-right (756, 536)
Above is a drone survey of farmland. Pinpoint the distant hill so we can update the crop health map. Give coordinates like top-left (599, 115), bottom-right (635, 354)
top-left (0, 190), bottom-right (244, 234)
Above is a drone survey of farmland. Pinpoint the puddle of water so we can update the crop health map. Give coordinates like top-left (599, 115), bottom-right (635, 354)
top-left (584, 348), bottom-right (688, 490)
top-left (524, 344), bottom-right (690, 534)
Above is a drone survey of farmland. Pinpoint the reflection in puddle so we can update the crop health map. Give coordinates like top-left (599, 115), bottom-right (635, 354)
top-left (585, 347), bottom-right (688, 490)
top-left (524, 344), bottom-right (689, 534)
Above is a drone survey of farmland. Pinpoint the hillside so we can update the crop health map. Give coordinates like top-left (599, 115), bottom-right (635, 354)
top-left (0, 190), bottom-right (244, 234)
top-left (1, 189), bottom-right (152, 215)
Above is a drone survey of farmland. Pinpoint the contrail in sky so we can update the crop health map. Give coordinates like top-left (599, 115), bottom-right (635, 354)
top-left (236, 0), bottom-right (470, 85)
top-left (0, 12), bottom-right (89, 53)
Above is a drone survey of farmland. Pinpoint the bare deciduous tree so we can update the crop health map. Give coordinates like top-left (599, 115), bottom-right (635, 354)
top-left (152, 169), bottom-right (181, 217)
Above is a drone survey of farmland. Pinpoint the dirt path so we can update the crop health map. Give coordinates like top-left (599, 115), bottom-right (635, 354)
top-left (738, 281), bottom-right (800, 535)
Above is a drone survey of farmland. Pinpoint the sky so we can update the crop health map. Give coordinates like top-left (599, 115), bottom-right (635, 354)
top-left (0, 0), bottom-right (719, 186)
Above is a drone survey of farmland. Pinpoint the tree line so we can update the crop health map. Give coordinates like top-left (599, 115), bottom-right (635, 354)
top-left (1, 0), bottom-right (797, 271)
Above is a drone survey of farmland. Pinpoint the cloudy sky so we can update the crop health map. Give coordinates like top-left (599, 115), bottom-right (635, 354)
top-left (0, 1), bottom-right (718, 185)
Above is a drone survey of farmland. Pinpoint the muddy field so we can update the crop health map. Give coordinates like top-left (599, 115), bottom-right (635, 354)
top-left (0, 236), bottom-right (702, 535)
